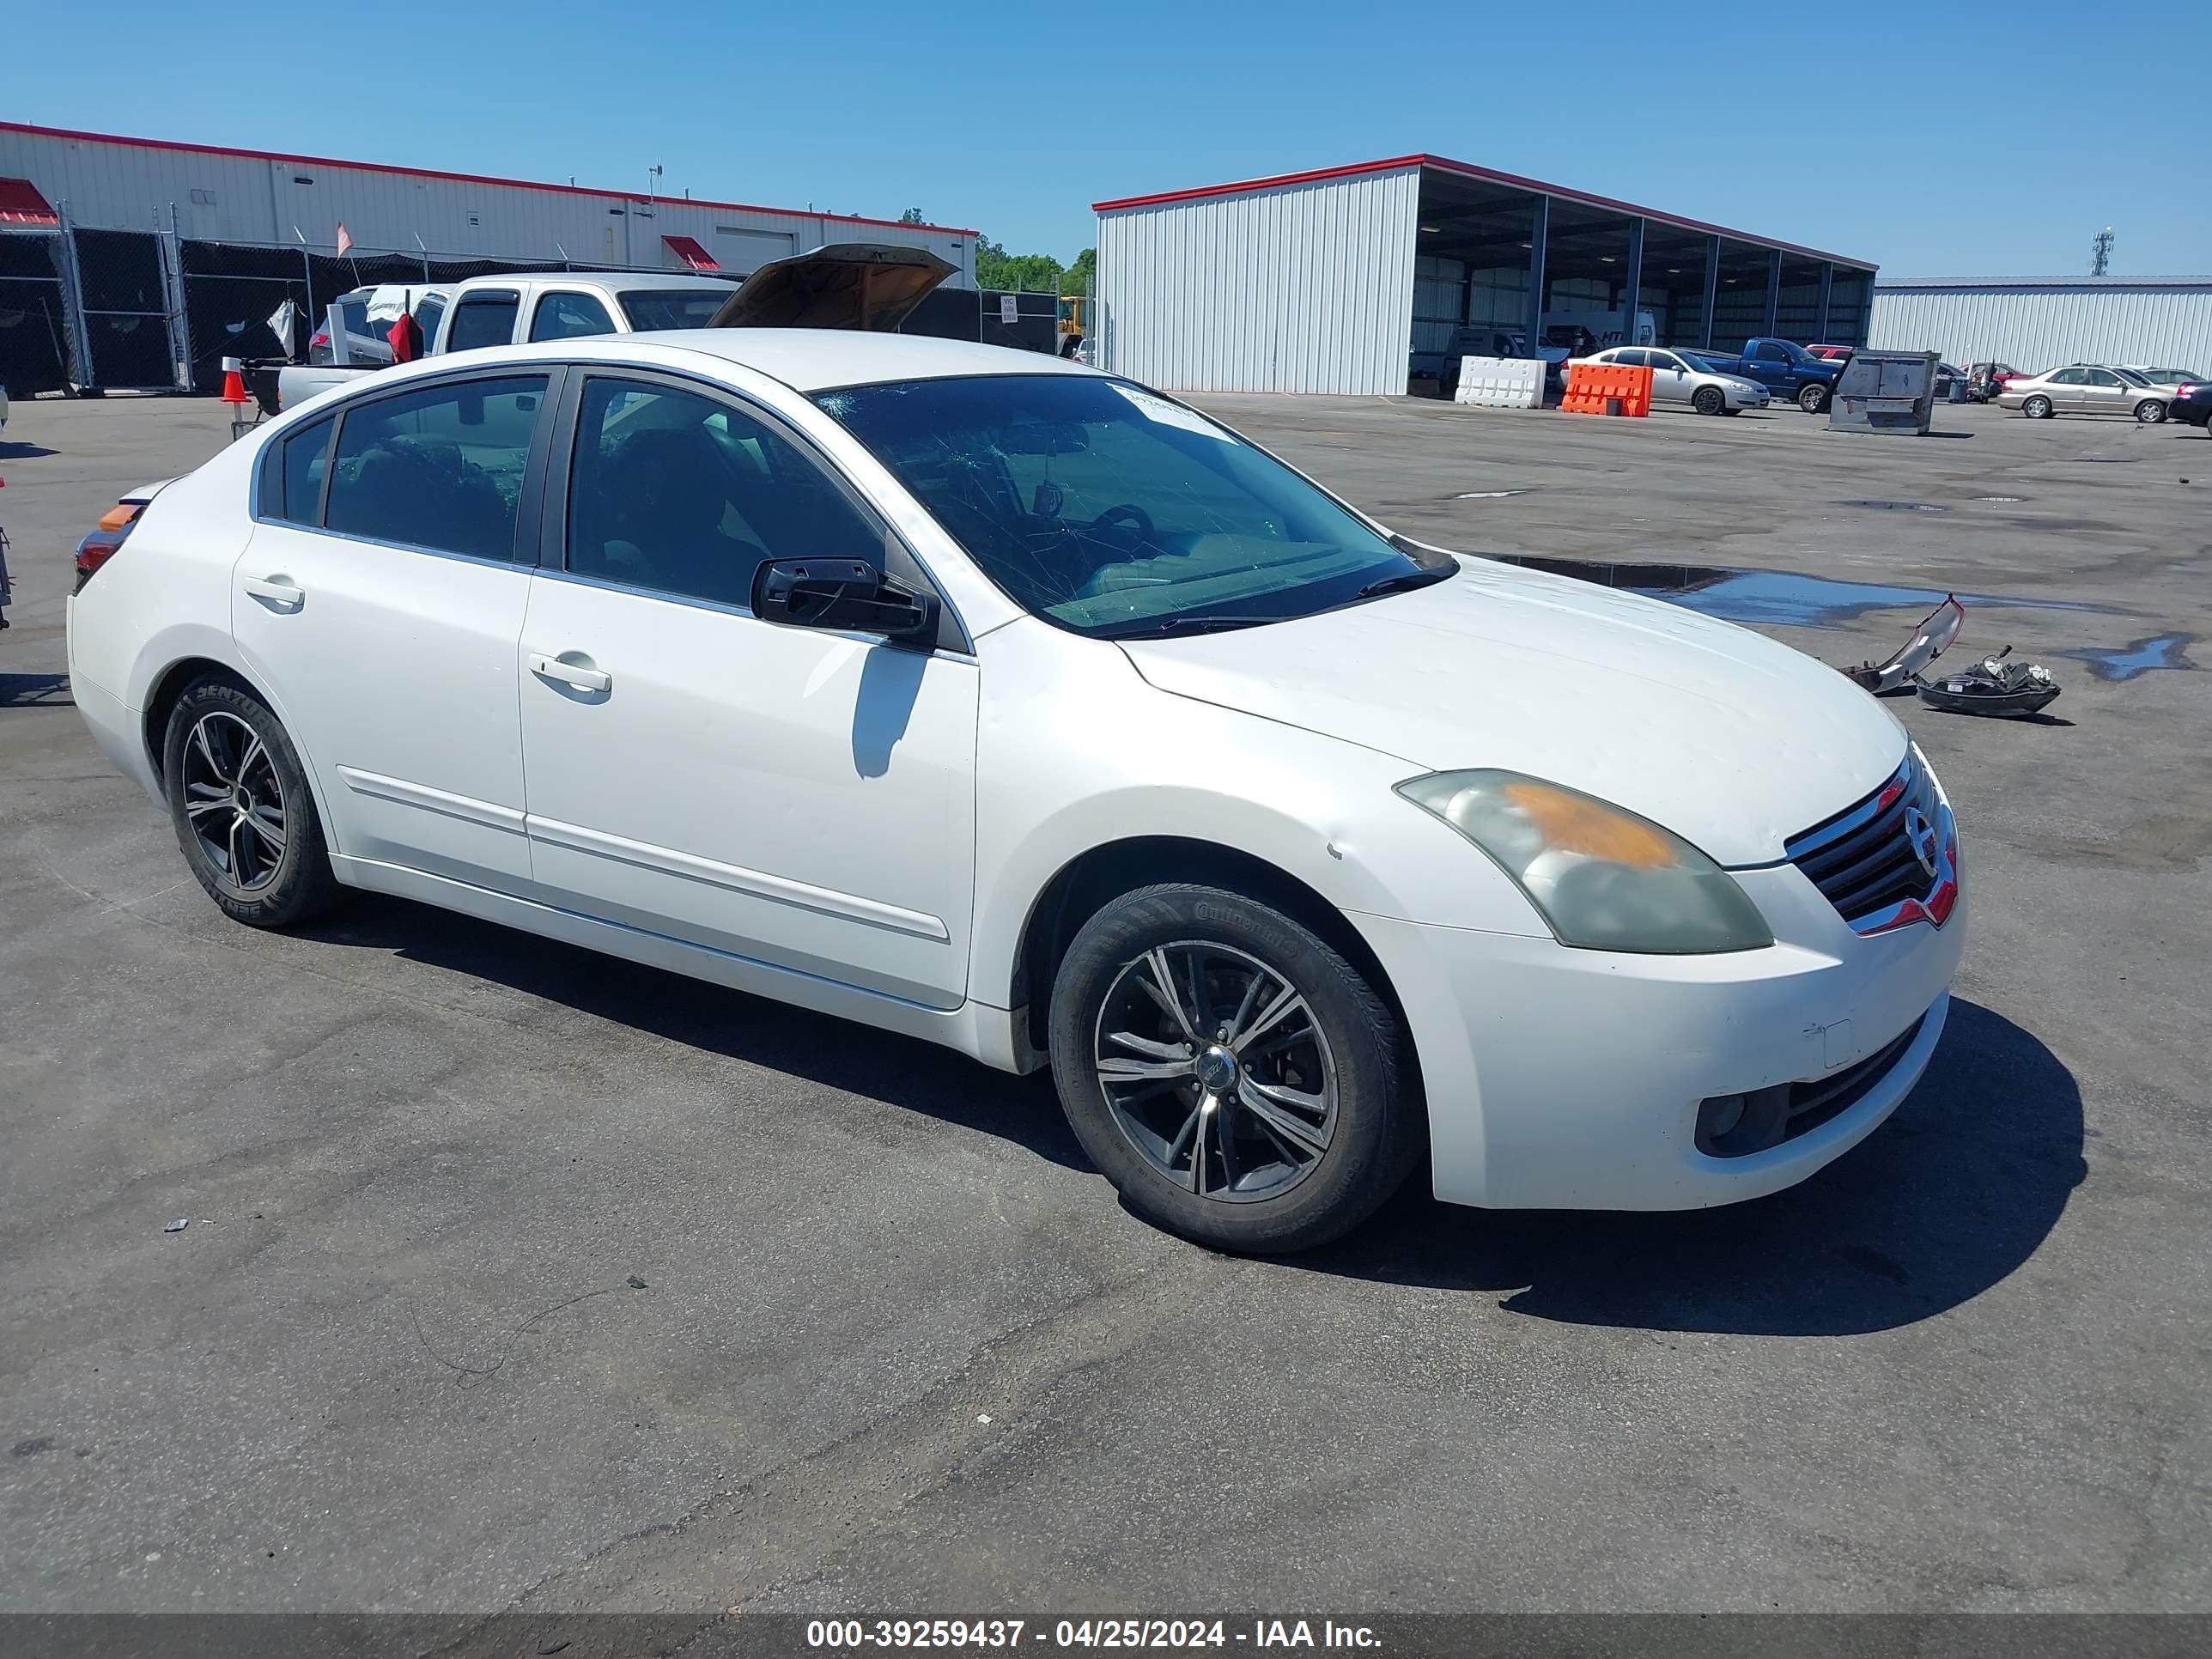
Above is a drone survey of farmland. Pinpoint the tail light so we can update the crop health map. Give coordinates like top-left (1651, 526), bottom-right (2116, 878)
top-left (74, 501), bottom-right (143, 592)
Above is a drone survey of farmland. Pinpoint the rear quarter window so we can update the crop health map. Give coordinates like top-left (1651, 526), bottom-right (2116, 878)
top-left (260, 413), bottom-right (337, 525)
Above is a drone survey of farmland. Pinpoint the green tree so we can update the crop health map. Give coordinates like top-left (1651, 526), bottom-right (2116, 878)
top-left (974, 236), bottom-right (1065, 294)
top-left (898, 208), bottom-right (925, 225)
top-left (1064, 247), bottom-right (1097, 297)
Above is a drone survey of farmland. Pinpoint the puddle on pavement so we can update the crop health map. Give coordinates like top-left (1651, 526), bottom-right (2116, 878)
top-left (1495, 557), bottom-right (2113, 629)
top-left (1838, 499), bottom-right (1948, 513)
top-left (2057, 634), bottom-right (2197, 682)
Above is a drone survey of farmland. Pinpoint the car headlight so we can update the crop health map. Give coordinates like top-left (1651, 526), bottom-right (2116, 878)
top-left (1395, 770), bottom-right (1773, 954)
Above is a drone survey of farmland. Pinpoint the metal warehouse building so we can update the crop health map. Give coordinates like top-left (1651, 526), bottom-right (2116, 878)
top-left (1091, 154), bottom-right (1877, 395)
top-left (0, 122), bottom-right (976, 394)
top-left (1869, 276), bottom-right (2212, 374)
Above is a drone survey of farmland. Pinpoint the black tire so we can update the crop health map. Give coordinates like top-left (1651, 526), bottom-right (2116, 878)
top-left (2023, 394), bottom-right (2053, 419)
top-left (2134, 399), bottom-right (2166, 424)
top-left (1692, 385), bottom-right (1725, 416)
top-left (1047, 884), bottom-right (1419, 1254)
top-left (1798, 381), bottom-right (1831, 414)
top-left (162, 678), bottom-right (339, 928)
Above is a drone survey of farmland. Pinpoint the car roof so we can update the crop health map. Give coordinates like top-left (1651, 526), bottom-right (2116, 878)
top-left (452, 270), bottom-right (740, 296)
top-left (617, 328), bottom-right (1099, 392)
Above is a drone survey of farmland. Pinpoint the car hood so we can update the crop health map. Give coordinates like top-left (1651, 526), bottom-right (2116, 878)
top-left (1119, 558), bottom-right (1905, 866)
top-left (707, 242), bottom-right (956, 331)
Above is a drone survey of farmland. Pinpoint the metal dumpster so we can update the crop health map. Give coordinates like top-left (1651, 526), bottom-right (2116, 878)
top-left (1829, 349), bottom-right (1940, 434)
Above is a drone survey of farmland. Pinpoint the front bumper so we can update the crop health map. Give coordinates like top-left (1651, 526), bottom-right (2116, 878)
top-left (1355, 864), bottom-right (1966, 1211)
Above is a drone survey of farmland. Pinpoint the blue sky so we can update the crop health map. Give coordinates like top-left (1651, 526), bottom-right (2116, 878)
top-left (13, 1), bottom-right (2210, 274)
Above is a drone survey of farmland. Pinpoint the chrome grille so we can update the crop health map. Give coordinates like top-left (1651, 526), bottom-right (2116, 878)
top-left (1786, 750), bottom-right (1947, 929)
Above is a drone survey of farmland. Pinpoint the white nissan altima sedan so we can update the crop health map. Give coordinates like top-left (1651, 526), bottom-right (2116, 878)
top-left (65, 330), bottom-right (1963, 1253)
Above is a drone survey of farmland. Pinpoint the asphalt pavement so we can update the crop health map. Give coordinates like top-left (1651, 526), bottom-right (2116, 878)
top-left (2, 391), bottom-right (2206, 1634)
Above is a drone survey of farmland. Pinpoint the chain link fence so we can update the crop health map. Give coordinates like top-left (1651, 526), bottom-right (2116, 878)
top-left (0, 233), bottom-right (75, 397)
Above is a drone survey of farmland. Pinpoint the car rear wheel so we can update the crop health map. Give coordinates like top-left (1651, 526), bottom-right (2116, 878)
top-left (1692, 385), bottom-right (1725, 416)
top-left (2135, 399), bottom-right (2166, 424)
top-left (1047, 884), bottom-right (1419, 1254)
top-left (2023, 394), bottom-right (2054, 419)
top-left (1798, 382), bottom-right (1830, 414)
top-left (163, 679), bottom-right (339, 928)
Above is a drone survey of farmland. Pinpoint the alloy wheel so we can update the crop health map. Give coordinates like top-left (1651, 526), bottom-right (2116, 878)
top-left (179, 710), bottom-right (288, 892)
top-left (1091, 940), bottom-right (1339, 1203)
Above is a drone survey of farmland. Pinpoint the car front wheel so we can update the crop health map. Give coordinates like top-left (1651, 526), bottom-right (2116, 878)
top-left (1798, 382), bottom-right (1831, 414)
top-left (1692, 385), bottom-right (1725, 416)
top-left (1047, 884), bottom-right (1419, 1254)
top-left (163, 678), bottom-right (339, 927)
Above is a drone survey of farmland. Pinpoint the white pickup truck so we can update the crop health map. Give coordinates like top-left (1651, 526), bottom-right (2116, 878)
top-left (270, 245), bottom-right (957, 410)
top-left (274, 271), bottom-right (733, 410)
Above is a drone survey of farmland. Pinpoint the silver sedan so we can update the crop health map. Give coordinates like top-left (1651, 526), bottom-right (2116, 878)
top-left (1999, 364), bottom-right (2178, 422)
top-left (1577, 347), bottom-right (1771, 416)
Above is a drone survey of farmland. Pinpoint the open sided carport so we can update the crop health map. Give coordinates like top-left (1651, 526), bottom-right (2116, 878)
top-left (1093, 155), bottom-right (1875, 395)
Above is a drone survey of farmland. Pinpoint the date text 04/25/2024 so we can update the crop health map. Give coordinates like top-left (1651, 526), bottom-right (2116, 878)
top-left (804, 1620), bottom-right (1383, 1649)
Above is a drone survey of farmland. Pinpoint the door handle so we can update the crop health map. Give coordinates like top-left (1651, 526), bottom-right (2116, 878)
top-left (528, 652), bottom-right (611, 694)
top-left (242, 576), bottom-right (305, 610)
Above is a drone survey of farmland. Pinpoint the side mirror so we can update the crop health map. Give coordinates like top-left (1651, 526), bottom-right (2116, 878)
top-left (750, 557), bottom-right (939, 647)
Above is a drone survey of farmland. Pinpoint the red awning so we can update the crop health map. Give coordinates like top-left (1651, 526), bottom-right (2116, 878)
top-left (662, 234), bottom-right (720, 272)
top-left (0, 176), bottom-right (60, 227)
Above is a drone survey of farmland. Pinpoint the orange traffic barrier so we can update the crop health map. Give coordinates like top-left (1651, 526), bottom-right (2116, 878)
top-left (1559, 362), bottom-right (1653, 416)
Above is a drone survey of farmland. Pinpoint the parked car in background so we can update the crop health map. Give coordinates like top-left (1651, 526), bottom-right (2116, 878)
top-left (64, 329), bottom-right (1963, 1253)
top-left (2119, 366), bottom-right (2206, 389)
top-left (307, 284), bottom-right (452, 369)
top-left (1999, 364), bottom-right (2178, 422)
top-left (1576, 345), bottom-right (1770, 415)
top-left (2166, 382), bottom-right (2212, 434)
top-left (1966, 362), bottom-right (2023, 402)
top-left (1805, 344), bottom-right (1854, 363)
top-left (1695, 338), bottom-right (1846, 412)
top-left (1934, 362), bottom-right (1966, 398)
top-left (276, 271), bottom-right (737, 410)
top-left (271, 244), bottom-right (955, 413)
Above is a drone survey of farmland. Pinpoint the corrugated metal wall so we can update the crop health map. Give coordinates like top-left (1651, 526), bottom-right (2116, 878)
top-left (0, 127), bottom-right (976, 287)
top-left (1870, 283), bottom-right (2212, 374)
top-left (1096, 166), bottom-right (1421, 394)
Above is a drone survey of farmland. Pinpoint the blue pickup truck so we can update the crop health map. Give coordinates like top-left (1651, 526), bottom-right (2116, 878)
top-left (1688, 338), bottom-right (1845, 413)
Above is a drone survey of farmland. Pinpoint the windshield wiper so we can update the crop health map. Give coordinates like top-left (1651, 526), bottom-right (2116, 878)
top-left (1352, 566), bottom-right (1455, 600)
top-left (1100, 614), bottom-right (1284, 640)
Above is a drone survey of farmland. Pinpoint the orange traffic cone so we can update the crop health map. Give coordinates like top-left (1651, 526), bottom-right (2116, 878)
top-left (220, 356), bottom-right (253, 441)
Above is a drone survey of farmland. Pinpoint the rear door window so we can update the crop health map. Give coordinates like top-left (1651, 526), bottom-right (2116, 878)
top-left (445, 292), bottom-right (520, 352)
top-left (529, 291), bottom-right (617, 342)
top-left (324, 374), bottom-right (548, 560)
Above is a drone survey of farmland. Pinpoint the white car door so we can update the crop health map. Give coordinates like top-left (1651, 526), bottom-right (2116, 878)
top-left (1644, 349), bottom-right (1694, 405)
top-left (234, 370), bottom-right (551, 887)
top-left (516, 368), bottom-right (979, 1009)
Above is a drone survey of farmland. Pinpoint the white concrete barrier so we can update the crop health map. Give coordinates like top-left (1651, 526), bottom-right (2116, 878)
top-left (1453, 356), bottom-right (1544, 410)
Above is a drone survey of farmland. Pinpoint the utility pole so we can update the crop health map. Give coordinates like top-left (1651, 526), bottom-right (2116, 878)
top-left (2091, 227), bottom-right (2114, 276)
